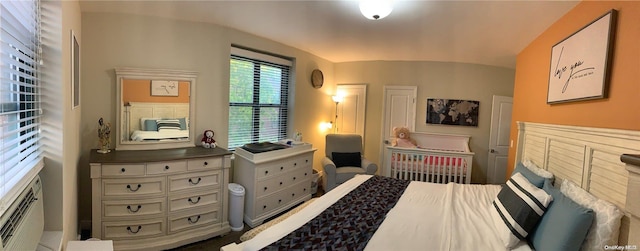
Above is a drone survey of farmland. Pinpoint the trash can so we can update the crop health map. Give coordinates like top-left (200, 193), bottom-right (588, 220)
top-left (310, 169), bottom-right (321, 194)
top-left (228, 183), bottom-right (245, 231)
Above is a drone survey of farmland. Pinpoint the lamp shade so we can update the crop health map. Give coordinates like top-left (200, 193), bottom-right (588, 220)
top-left (359, 0), bottom-right (393, 20)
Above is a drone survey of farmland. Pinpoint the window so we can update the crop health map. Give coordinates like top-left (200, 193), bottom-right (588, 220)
top-left (228, 47), bottom-right (292, 150)
top-left (0, 0), bottom-right (43, 215)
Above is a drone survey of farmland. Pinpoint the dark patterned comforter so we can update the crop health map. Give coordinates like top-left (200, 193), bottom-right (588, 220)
top-left (262, 175), bottom-right (411, 251)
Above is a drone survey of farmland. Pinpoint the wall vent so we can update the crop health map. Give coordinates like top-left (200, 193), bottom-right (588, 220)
top-left (0, 175), bottom-right (44, 251)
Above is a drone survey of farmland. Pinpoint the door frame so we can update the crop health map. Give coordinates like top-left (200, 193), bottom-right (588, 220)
top-left (379, 86), bottom-right (417, 174)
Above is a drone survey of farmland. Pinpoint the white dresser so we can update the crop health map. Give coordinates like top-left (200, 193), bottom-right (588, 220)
top-left (233, 143), bottom-right (316, 227)
top-left (89, 147), bottom-right (232, 251)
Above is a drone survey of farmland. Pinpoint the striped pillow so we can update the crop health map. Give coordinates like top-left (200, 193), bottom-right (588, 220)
top-left (156, 119), bottom-right (181, 132)
top-left (491, 172), bottom-right (553, 248)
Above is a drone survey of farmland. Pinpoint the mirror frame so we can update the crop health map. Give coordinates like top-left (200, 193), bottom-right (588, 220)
top-left (115, 67), bottom-right (197, 150)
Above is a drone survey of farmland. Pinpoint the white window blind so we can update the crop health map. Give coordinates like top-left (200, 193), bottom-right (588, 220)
top-left (0, 0), bottom-right (43, 215)
top-left (228, 47), bottom-right (292, 150)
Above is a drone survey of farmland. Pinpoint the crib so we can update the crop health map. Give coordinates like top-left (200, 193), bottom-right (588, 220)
top-left (384, 132), bottom-right (474, 184)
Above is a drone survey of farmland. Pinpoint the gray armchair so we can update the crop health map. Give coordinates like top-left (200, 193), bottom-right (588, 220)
top-left (321, 134), bottom-right (378, 192)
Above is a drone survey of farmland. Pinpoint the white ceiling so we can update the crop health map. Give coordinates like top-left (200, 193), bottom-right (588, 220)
top-left (79, 0), bottom-right (579, 69)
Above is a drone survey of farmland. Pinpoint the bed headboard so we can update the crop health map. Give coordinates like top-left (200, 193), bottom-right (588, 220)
top-left (122, 102), bottom-right (190, 139)
top-left (515, 121), bottom-right (640, 245)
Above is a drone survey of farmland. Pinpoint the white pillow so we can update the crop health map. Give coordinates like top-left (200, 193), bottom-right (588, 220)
top-left (491, 172), bottom-right (553, 248)
top-left (522, 159), bottom-right (554, 179)
top-left (560, 179), bottom-right (623, 251)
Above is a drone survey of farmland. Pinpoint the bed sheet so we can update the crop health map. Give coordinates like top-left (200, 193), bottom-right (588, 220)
top-left (221, 175), bottom-right (532, 251)
top-left (129, 130), bottom-right (189, 141)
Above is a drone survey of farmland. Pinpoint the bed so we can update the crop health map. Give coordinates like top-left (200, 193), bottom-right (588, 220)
top-left (122, 102), bottom-right (190, 141)
top-left (222, 122), bottom-right (640, 251)
top-left (385, 132), bottom-right (474, 184)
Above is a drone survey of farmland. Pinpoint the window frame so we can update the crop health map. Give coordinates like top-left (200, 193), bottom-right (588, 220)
top-left (228, 47), bottom-right (292, 150)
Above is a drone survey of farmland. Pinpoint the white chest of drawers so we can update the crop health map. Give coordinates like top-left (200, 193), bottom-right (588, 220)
top-left (90, 147), bottom-right (232, 251)
top-left (233, 143), bottom-right (316, 228)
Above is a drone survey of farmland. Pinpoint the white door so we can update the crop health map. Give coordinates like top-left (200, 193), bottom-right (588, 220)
top-left (336, 84), bottom-right (367, 138)
top-left (380, 86), bottom-right (417, 174)
top-left (487, 95), bottom-right (513, 184)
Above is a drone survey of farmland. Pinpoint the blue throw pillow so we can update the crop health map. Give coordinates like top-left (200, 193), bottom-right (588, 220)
top-left (512, 162), bottom-right (546, 188)
top-left (528, 180), bottom-right (594, 251)
top-left (144, 119), bottom-right (158, 131)
top-left (178, 117), bottom-right (187, 130)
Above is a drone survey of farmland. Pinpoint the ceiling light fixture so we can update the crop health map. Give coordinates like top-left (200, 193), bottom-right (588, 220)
top-left (359, 0), bottom-right (394, 20)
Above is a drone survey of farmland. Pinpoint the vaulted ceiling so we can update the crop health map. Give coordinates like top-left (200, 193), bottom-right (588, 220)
top-left (79, 0), bottom-right (579, 69)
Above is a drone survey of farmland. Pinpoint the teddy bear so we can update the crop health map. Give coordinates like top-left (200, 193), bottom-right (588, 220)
top-left (201, 130), bottom-right (217, 148)
top-left (392, 127), bottom-right (418, 148)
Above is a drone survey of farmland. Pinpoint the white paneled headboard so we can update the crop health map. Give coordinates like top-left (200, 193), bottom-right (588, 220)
top-left (515, 121), bottom-right (640, 245)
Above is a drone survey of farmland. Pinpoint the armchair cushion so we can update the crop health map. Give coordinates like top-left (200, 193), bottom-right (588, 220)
top-left (332, 152), bottom-right (361, 168)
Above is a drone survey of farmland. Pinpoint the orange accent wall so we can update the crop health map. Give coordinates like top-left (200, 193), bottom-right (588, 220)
top-left (507, 1), bottom-right (640, 178)
top-left (122, 79), bottom-right (190, 103)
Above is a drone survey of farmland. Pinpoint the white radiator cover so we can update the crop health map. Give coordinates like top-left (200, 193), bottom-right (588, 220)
top-left (0, 175), bottom-right (44, 251)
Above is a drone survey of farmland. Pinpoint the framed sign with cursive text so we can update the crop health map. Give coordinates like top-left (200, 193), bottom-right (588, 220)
top-left (547, 9), bottom-right (617, 104)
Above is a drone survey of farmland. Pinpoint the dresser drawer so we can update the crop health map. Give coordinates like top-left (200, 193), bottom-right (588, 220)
top-left (147, 160), bottom-right (187, 175)
top-left (169, 189), bottom-right (220, 213)
top-left (102, 198), bottom-right (165, 218)
top-left (168, 208), bottom-right (221, 233)
top-left (254, 180), bottom-right (311, 218)
top-left (102, 164), bottom-right (145, 177)
top-left (102, 218), bottom-right (165, 240)
top-left (168, 170), bottom-right (221, 193)
top-left (255, 153), bottom-right (313, 180)
top-left (187, 157), bottom-right (222, 170)
top-left (102, 177), bottom-right (165, 197)
top-left (256, 175), bottom-right (290, 198)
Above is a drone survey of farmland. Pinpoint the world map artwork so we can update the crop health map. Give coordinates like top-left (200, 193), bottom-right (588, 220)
top-left (426, 99), bottom-right (479, 126)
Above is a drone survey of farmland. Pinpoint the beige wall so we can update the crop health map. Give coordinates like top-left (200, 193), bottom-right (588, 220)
top-left (334, 61), bottom-right (515, 183)
top-left (79, 12), bottom-right (335, 224)
top-left (61, 0), bottom-right (82, 245)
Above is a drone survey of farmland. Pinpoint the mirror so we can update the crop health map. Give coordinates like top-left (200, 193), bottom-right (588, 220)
top-left (115, 68), bottom-right (197, 150)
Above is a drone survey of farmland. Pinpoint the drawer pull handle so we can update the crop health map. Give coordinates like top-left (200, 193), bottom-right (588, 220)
top-left (188, 215), bottom-right (201, 224)
top-left (188, 196), bottom-right (201, 204)
top-left (121, 168), bottom-right (126, 173)
top-left (126, 226), bottom-right (142, 234)
top-left (304, 172), bottom-right (308, 176)
top-left (278, 199), bottom-right (282, 203)
top-left (126, 184), bottom-right (141, 192)
top-left (291, 193), bottom-right (295, 197)
top-left (204, 161), bottom-right (208, 166)
top-left (293, 177), bottom-right (296, 181)
top-left (265, 170), bottom-right (269, 175)
top-left (279, 182), bottom-right (283, 186)
top-left (127, 205), bottom-right (142, 213)
top-left (188, 177), bottom-right (202, 185)
top-left (165, 165), bottom-right (170, 170)
top-left (280, 166), bottom-right (283, 170)
top-left (263, 205), bottom-right (267, 209)
top-left (304, 188), bottom-right (307, 192)
top-left (264, 187), bottom-right (268, 191)
top-left (294, 163), bottom-right (297, 166)
top-left (306, 159), bottom-right (309, 163)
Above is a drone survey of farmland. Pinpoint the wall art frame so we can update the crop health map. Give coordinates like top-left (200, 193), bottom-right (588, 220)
top-left (71, 30), bottom-right (80, 109)
top-left (151, 80), bottom-right (179, 96)
top-left (547, 9), bottom-right (617, 104)
top-left (426, 98), bottom-right (479, 127)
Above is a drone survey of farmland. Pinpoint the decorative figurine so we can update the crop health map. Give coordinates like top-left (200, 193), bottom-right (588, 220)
top-left (201, 130), bottom-right (217, 148)
top-left (97, 117), bottom-right (111, 153)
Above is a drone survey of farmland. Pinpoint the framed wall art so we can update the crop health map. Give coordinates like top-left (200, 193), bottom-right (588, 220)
top-left (426, 98), bottom-right (479, 126)
top-left (547, 9), bottom-right (617, 104)
top-left (71, 30), bottom-right (80, 109)
top-left (151, 80), bottom-right (179, 96)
